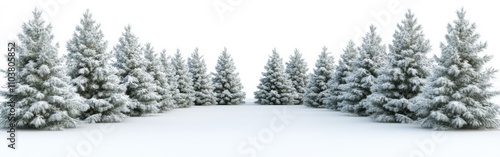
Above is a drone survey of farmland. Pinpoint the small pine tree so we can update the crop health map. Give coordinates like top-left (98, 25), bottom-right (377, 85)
top-left (188, 48), bottom-right (217, 105)
top-left (143, 43), bottom-right (176, 111)
top-left (409, 9), bottom-right (500, 130)
top-left (363, 10), bottom-right (431, 123)
top-left (285, 49), bottom-right (308, 105)
top-left (255, 49), bottom-right (297, 105)
top-left (340, 25), bottom-right (386, 116)
top-left (0, 9), bottom-right (88, 130)
top-left (160, 50), bottom-right (180, 107)
top-left (66, 10), bottom-right (130, 123)
top-left (171, 50), bottom-right (195, 108)
top-left (326, 41), bottom-right (358, 110)
top-left (212, 48), bottom-right (246, 105)
top-left (113, 25), bottom-right (161, 116)
top-left (304, 47), bottom-right (335, 108)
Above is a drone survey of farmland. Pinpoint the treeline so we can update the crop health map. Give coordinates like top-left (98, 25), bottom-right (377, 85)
top-left (1, 8), bottom-right (498, 131)
top-left (254, 9), bottom-right (500, 130)
top-left (0, 9), bottom-right (246, 130)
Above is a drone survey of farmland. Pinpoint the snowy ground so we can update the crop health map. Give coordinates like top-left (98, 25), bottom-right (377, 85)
top-left (1, 100), bottom-right (500, 157)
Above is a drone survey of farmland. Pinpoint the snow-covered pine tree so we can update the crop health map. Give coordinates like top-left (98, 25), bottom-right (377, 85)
top-left (66, 10), bottom-right (130, 123)
top-left (363, 10), bottom-right (431, 123)
top-left (143, 43), bottom-right (176, 111)
top-left (188, 48), bottom-right (217, 105)
top-left (0, 9), bottom-right (88, 130)
top-left (159, 50), bottom-right (180, 107)
top-left (113, 25), bottom-right (161, 116)
top-left (326, 41), bottom-right (358, 110)
top-left (285, 49), bottom-right (308, 105)
top-left (171, 50), bottom-right (195, 108)
top-left (409, 9), bottom-right (500, 130)
top-left (304, 47), bottom-right (335, 108)
top-left (212, 48), bottom-right (246, 105)
top-left (340, 25), bottom-right (386, 116)
top-left (255, 49), bottom-right (297, 105)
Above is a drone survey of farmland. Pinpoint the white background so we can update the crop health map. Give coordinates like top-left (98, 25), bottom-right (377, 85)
top-left (1, 0), bottom-right (499, 100)
top-left (1, 1), bottom-right (500, 157)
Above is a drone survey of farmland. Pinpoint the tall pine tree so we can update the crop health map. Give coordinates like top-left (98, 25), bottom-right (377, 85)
top-left (188, 48), bottom-right (217, 105)
top-left (285, 49), bottom-right (308, 105)
top-left (326, 41), bottom-right (358, 110)
top-left (212, 48), bottom-right (246, 105)
top-left (255, 49), bottom-right (297, 105)
top-left (340, 25), bottom-right (386, 116)
top-left (143, 43), bottom-right (176, 111)
top-left (409, 9), bottom-right (500, 130)
top-left (171, 50), bottom-right (195, 108)
top-left (113, 26), bottom-right (160, 116)
top-left (363, 10), bottom-right (431, 123)
top-left (0, 9), bottom-right (88, 130)
top-left (304, 47), bottom-right (335, 108)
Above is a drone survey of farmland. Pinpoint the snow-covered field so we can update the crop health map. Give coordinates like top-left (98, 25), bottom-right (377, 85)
top-left (2, 100), bottom-right (500, 157)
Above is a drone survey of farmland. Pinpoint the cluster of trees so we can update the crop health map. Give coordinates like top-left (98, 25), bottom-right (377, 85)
top-left (255, 9), bottom-right (500, 130)
top-left (254, 49), bottom-right (306, 105)
top-left (0, 9), bottom-right (246, 130)
top-left (322, 9), bottom-right (499, 130)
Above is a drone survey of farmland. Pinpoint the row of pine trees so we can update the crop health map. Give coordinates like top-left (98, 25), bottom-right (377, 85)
top-left (0, 9), bottom-right (246, 130)
top-left (1, 8), bottom-right (498, 131)
top-left (254, 9), bottom-right (500, 130)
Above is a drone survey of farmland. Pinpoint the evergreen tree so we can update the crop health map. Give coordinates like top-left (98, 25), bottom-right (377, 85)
top-left (113, 25), bottom-right (160, 116)
top-left (409, 9), bottom-right (500, 130)
top-left (304, 47), bottom-right (335, 108)
top-left (363, 10), bottom-right (431, 123)
top-left (66, 10), bottom-right (130, 123)
top-left (171, 50), bottom-right (195, 108)
top-left (255, 49), bottom-right (297, 105)
top-left (0, 9), bottom-right (88, 130)
top-left (143, 43), bottom-right (176, 111)
top-left (159, 50), bottom-right (180, 107)
top-left (285, 49), bottom-right (308, 105)
top-left (340, 25), bottom-right (386, 116)
top-left (326, 41), bottom-right (358, 110)
top-left (212, 48), bottom-right (246, 105)
top-left (188, 48), bottom-right (217, 105)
